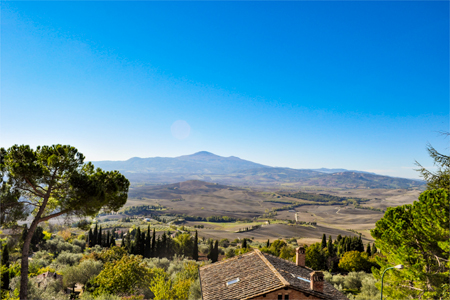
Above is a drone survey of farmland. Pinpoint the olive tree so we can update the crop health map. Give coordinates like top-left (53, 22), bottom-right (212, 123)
top-left (0, 144), bottom-right (129, 300)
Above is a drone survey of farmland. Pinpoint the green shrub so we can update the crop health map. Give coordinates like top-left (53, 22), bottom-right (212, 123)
top-left (55, 251), bottom-right (83, 266)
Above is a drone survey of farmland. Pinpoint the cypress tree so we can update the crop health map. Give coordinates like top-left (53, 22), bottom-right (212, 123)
top-left (213, 240), bottom-right (219, 262)
top-left (140, 231), bottom-right (146, 256)
top-left (99, 226), bottom-right (103, 246)
top-left (88, 228), bottom-right (93, 247)
top-left (327, 236), bottom-right (333, 256)
top-left (350, 237), bottom-right (356, 251)
top-left (207, 241), bottom-right (213, 261)
top-left (93, 224), bottom-right (98, 246)
top-left (343, 237), bottom-right (349, 252)
top-left (266, 239), bottom-right (270, 247)
top-left (161, 232), bottom-right (167, 258)
top-left (166, 235), bottom-right (174, 258)
top-left (106, 231), bottom-right (110, 248)
top-left (135, 227), bottom-right (142, 255)
top-left (358, 234), bottom-right (364, 252)
top-left (151, 229), bottom-right (156, 257)
top-left (366, 243), bottom-right (371, 255)
top-left (371, 243), bottom-right (378, 255)
top-left (347, 238), bottom-right (352, 252)
top-left (126, 232), bottom-right (132, 253)
top-left (321, 234), bottom-right (327, 250)
top-left (1, 244), bottom-right (10, 291)
top-left (110, 235), bottom-right (116, 247)
top-left (242, 238), bottom-right (248, 249)
top-left (122, 233), bottom-right (127, 248)
top-left (193, 231), bottom-right (199, 261)
top-left (145, 226), bottom-right (151, 258)
top-left (156, 235), bottom-right (161, 258)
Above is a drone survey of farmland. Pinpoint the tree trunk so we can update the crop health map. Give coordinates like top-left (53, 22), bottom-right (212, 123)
top-left (19, 219), bottom-right (39, 299)
top-left (19, 194), bottom-right (50, 300)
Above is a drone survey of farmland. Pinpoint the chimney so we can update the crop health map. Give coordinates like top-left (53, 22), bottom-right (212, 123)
top-left (296, 247), bottom-right (305, 267)
top-left (310, 271), bottom-right (324, 293)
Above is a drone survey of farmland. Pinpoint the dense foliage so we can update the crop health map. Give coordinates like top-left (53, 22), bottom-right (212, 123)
top-left (371, 189), bottom-right (449, 299)
top-left (371, 141), bottom-right (449, 299)
top-left (0, 144), bottom-right (130, 299)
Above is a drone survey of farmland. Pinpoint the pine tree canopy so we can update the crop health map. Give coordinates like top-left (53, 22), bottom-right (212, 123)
top-left (0, 144), bottom-right (130, 300)
top-left (371, 189), bottom-right (449, 298)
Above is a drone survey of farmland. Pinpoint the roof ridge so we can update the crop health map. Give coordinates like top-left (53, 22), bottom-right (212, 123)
top-left (261, 251), bottom-right (314, 271)
top-left (199, 249), bottom-right (257, 270)
top-left (254, 249), bottom-right (290, 286)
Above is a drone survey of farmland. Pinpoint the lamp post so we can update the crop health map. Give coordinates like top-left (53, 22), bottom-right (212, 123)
top-left (380, 264), bottom-right (404, 300)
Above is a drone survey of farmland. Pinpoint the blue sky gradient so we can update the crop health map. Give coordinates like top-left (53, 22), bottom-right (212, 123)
top-left (2, 1), bottom-right (448, 179)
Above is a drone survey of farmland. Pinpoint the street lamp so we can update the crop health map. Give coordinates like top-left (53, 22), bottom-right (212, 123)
top-left (380, 264), bottom-right (404, 300)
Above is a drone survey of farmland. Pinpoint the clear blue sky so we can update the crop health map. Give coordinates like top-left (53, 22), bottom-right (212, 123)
top-left (2, 1), bottom-right (448, 179)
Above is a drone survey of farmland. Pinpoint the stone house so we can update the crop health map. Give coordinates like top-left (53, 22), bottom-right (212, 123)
top-left (35, 271), bottom-right (63, 288)
top-left (199, 247), bottom-right (348, 300)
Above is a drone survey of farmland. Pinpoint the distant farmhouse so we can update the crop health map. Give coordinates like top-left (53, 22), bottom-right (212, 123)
top-left (199, 247), bottom-right (348, 300)
top-left (35, 271), bottom-right (63, 288)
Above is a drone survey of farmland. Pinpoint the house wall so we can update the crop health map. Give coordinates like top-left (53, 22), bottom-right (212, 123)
top-left (250, 288), bottom-right (322, 300)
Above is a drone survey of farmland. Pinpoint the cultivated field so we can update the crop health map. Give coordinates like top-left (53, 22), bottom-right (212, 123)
top-left (120, 180), bottom-right (424, 245)
top-left (189, 223), bottom-right (373, 245)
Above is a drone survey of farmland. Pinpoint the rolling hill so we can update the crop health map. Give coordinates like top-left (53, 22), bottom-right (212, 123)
top-left (92, 151), bottom-right (425, 189)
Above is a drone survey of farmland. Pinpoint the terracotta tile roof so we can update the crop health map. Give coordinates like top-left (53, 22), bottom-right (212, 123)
top-left (199, 249), bottom-right (348, 300)
top-left (261, 252), bottom-right (348, 300)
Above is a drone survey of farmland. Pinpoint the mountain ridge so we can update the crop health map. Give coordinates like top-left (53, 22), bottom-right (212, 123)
top-left (91, 151), bottom-right (425, 189)
top-left (91, 151), bottom-right (267, 174)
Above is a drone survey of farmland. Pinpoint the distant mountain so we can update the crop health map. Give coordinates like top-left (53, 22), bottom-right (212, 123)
top-left (312, 168), bottom-right (376, 175)
top-left (91, 151), bottom-right (267, 174)
top-left (92, 152), bottom-right (425, 190)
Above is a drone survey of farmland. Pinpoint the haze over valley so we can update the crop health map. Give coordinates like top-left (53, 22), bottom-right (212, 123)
top-left (92, 151), bottom-right (425, 244)
top-left (92, 151), bottom-right (425, 190)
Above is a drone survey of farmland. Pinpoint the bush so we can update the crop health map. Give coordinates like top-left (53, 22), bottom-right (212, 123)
top-left (344, 271), bottom-right (367, 290)
top-left (188, 279), bottom-right (201, 300)
top-left (29, 259), bottom-right (49, 276)
top-left (324, 271), bottom-right (345, 287)
top-left (55, 251), bottom-right (83, 266)
top-left (324, 271), bottom-right (379, 299)
top-left (82, 246), bottom-right (127, 264)
top-left (43, 236), bottom-right (82, 255)
top-left (93, 254), bottom-right (152, 296)
top-left (219, 239), bottom-right (230, 248)
top-left (338, 251), bottom-right (372, 272)
top-left (348, 275), bottom-right (380, 300)
top-left (143, 257), bottom-right (171, 271)
top-left (225, 248), bottom-right (236, 258)
top-left (72, 239), bottom-right (87, 252)
top-left (9, 276), bottom-right (67, 300)
top-left (33, 250), bottom-right (53, 262)
top-left (198, 244), bottom-right (209, 254)
top-left (79, 292), bottom-right (122, 300)
top-left (63, 259), bottom-right (103, 288)
top-left (31, 251), bottom-right (54, 270)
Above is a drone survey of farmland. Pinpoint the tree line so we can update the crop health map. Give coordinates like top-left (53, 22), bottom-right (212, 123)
top-left (281, 191), bottom-right (368, 205)
top-left (119, 205), bottom-right (165, 216)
